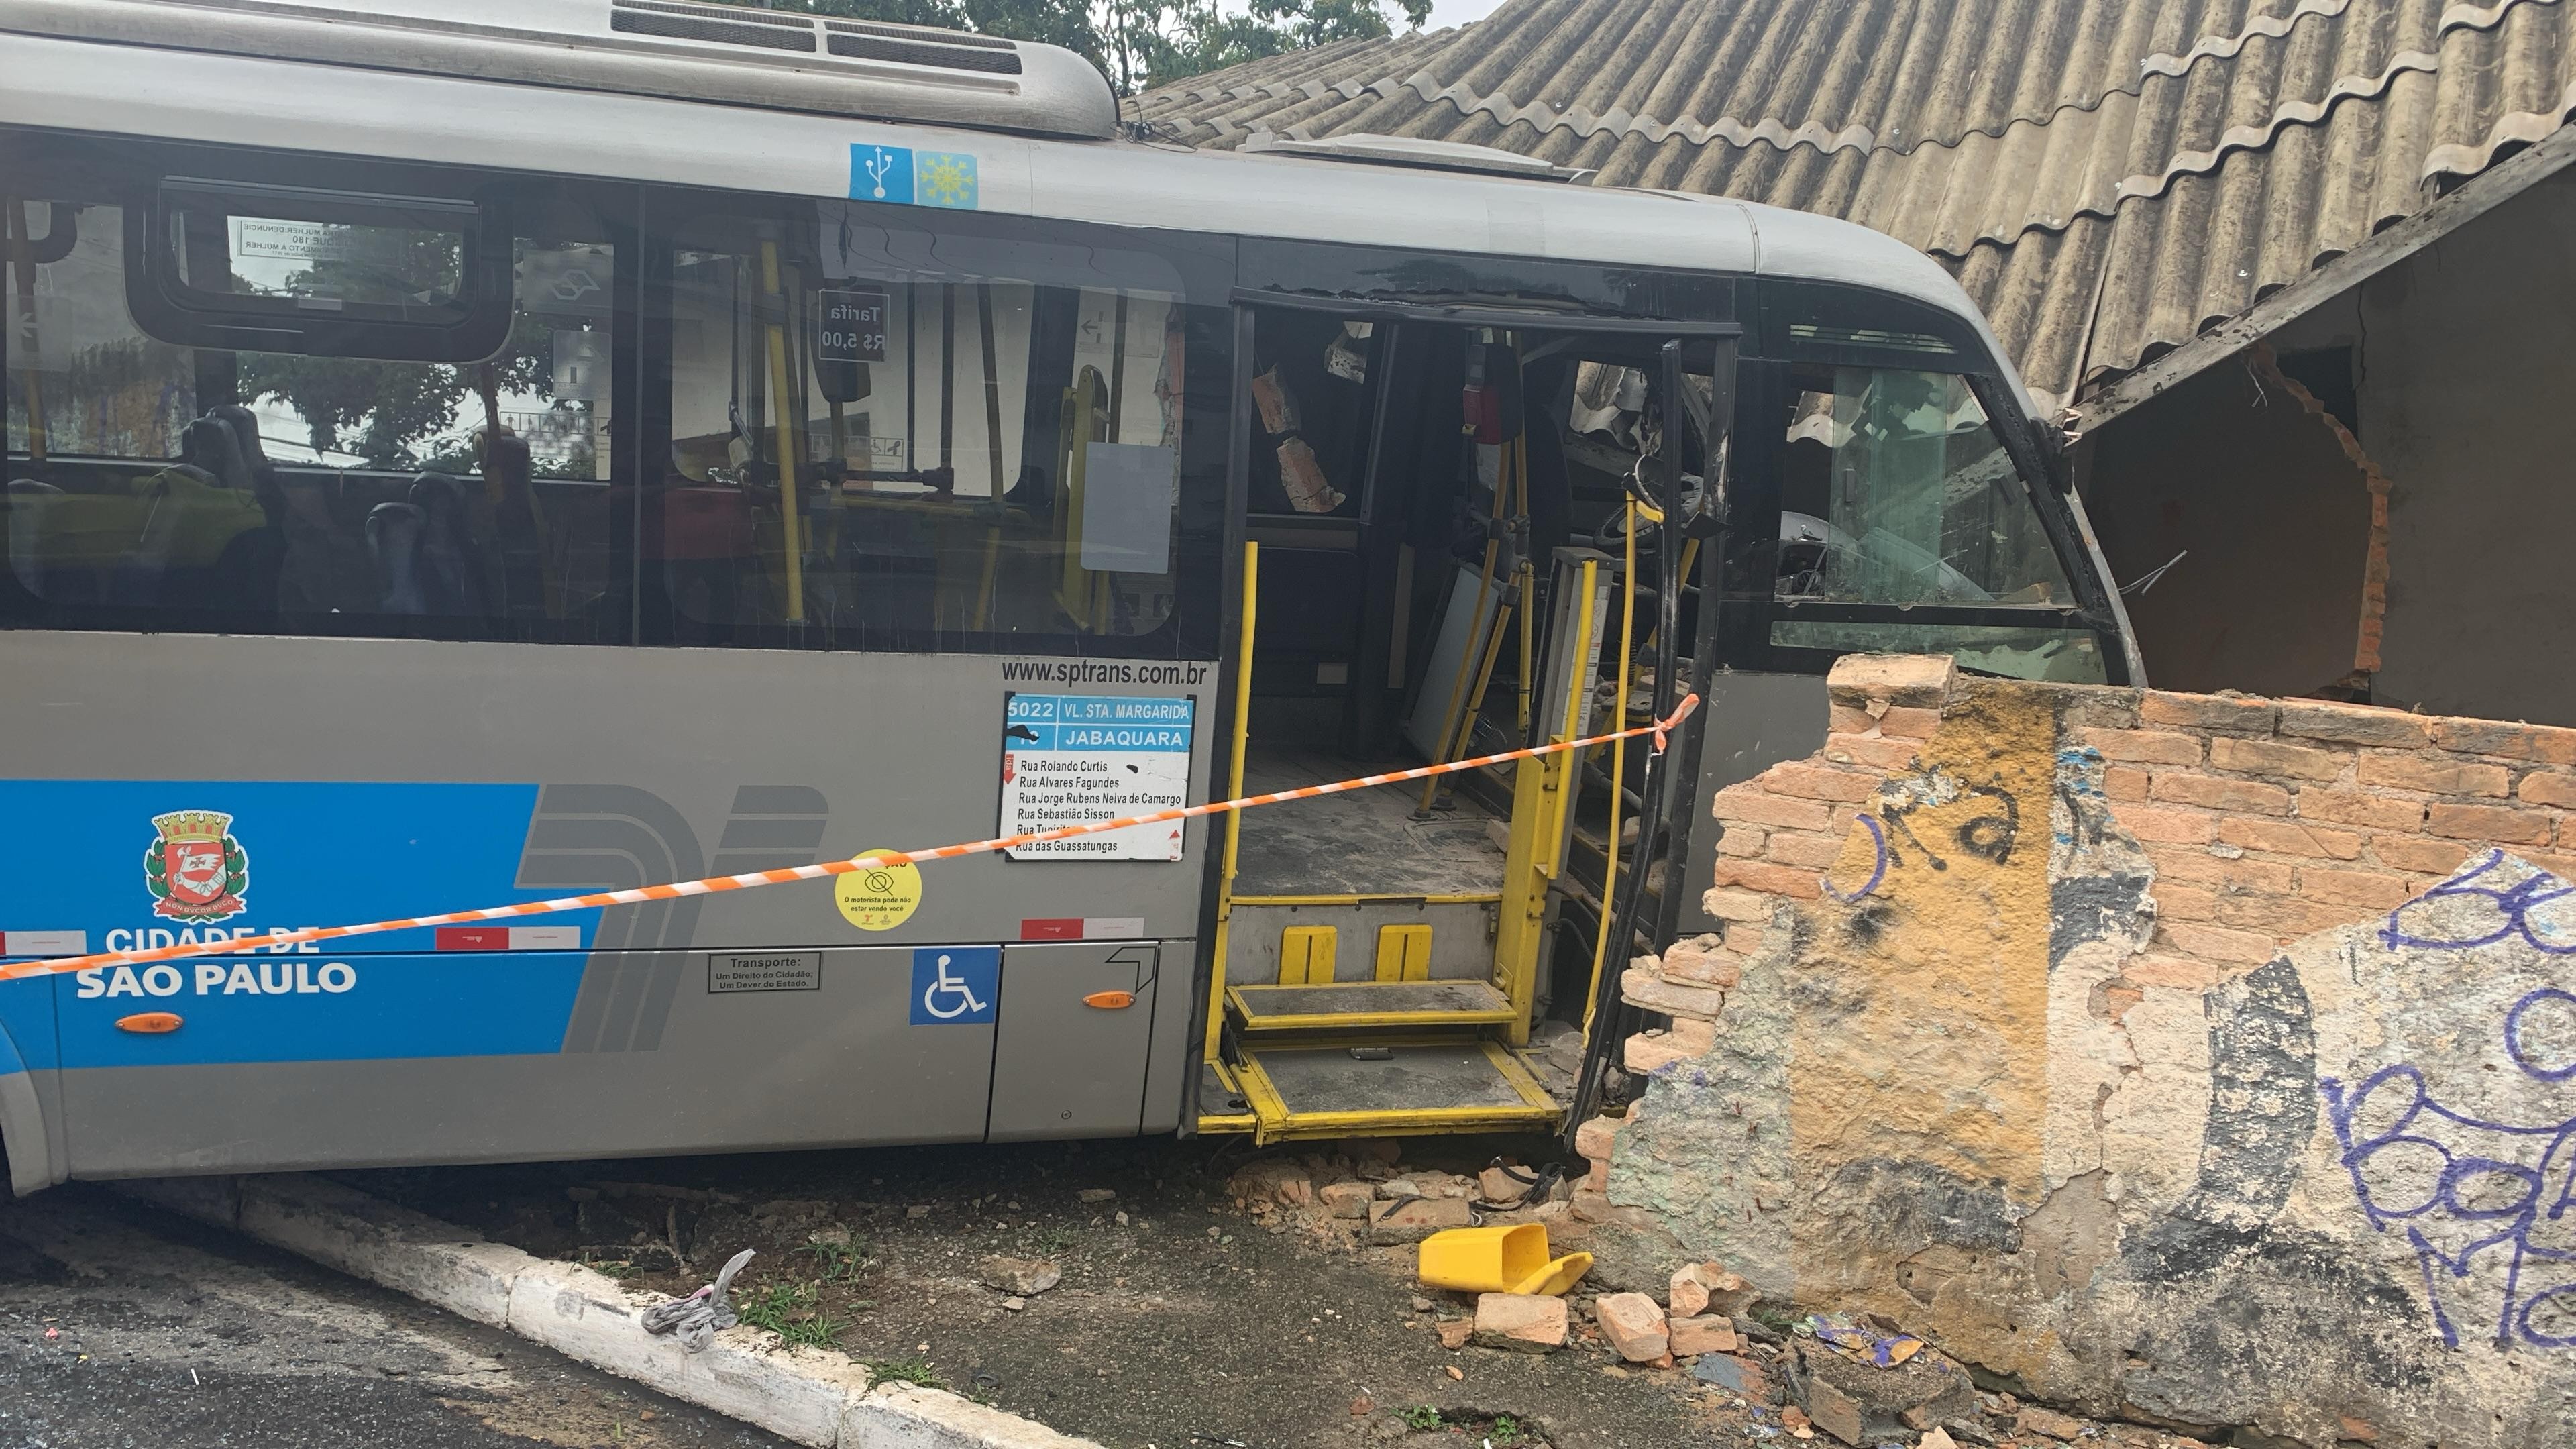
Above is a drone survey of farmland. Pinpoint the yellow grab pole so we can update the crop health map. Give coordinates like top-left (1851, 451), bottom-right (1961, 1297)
top-left (1584, 502), bottom-right (1640, 1033)
top-left (1548, 558), bottom-right (1599, 877)
top-left (1206, 541), bottom-right (1260, 1061)
top-left (1417, 525), bottom-right (1502, 813)
top-left (1438, 588), bottom-right (1515, 771)
top-left (759, 240), bottom-right (807, 624)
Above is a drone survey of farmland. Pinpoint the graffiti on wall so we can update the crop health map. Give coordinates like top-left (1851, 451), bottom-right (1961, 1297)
top-left (2322, 851), bottom-right (2576, 1349)
top-left (1819, 768), bottom-right (2021, 904)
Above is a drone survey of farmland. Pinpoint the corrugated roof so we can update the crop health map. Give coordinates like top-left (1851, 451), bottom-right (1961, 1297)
top-left (1138, 0), bottom-right (2576, 407)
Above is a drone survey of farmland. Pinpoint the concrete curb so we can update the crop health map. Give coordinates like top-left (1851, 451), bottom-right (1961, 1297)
top-left (113, 1173), bottom-right (1097, 1449)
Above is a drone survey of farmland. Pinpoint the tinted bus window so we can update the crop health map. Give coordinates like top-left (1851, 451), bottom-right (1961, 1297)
top-left (1, 135), bottom-right (629, 643)
top-left (649, 201), bottom-right (1227, 654)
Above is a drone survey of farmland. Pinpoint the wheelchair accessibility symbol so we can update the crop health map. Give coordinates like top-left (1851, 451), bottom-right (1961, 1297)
top-left (908, 945), bottom-right (998, 1026)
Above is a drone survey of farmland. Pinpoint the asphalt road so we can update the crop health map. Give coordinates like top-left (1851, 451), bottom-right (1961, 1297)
top-left (0, 1183), bottom-right (796, 1449)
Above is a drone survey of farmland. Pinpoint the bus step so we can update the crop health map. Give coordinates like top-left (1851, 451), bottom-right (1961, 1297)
top-left (1205, 1040), bottom-right (1560, 1143)
top-left (1226, 979), bottom-right (1517, 1033)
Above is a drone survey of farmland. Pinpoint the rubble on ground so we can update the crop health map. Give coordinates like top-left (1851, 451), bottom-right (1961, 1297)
top-left (409, 1132), bottom-right (2238, 1449)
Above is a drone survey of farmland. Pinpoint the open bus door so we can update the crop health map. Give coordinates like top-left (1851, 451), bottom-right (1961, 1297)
top-left (1193, 297), bottom-right (1733, 1143)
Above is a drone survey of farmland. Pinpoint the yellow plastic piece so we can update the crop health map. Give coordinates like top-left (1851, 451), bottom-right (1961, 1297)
top-left (1417, 1224), bottom-right (1596, 1295)
top-left (1418, 1224), bottom-right (1548, 1293)
top-left (1279, 924), bottom-right (1336, 984)
top-left (1509, 1252), bottom-right (1593, 1296)
top-left (1373, 924), bottom-right (1432, 982)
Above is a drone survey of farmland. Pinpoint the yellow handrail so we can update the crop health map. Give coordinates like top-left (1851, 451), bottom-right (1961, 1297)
top-left (1205, 540), bottom-right (1259, 1061)
top-left (759, 240), bottom-right (806, 624)
top-left (1584, 503), bottom-right (1639, 1033)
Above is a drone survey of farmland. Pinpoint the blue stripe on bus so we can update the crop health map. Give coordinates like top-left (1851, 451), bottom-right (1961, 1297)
top-left (0, 780), bottom-right (602, 957)
top-left (50, 951), bottom-right (589, 1069)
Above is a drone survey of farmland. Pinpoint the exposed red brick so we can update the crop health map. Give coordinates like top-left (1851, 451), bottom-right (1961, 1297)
top-left (2277, 701), bottom-right (2432, 749)
top-left (1711, 788), bottom-right (1833, 833)
top-left (2104, 767), bottom-right (2149, 802)
top-left (1709, 859), bottom-right (1823, 899)
top-left (2426, 802), bottom-right (2553, 845)
top-left (2216, 892), bottom-right (2371, 938)
top-left (2300, 867), bottom-right (2419, 909)
top-left (1825, 653), bottom-right (1955, 708)
top-left (1663, 943), bottom-right (1743, 987)
top-left (2427, 717), bottom-right (2576, 765)
top-left (1876, 706), bottom-right (1942, 739)
top-left (2524, 849), bottom-right (2576, 879)
top-left (1764, 830), bottom-right (1845, 868)
top-left (2208, 735), bottom-right (2345, 782)
top-left (2146, 848), bottom-right (2295, 894)
top-left (1716, 826), bottom-right (1766, 857)
top-left (2298, 790), bottom-right (2425, 832)
top-left (2153, 882), bottom-right (2218, 921)
top-left (1700, 888), bottom-right (1773, 924)
top-left (2152, 773), bottom-right (2292, 814)
top-left (2522, 773), bottom-right (2576, 809)
top-left (1823, 733), bottom-right (1923, 771)
top-left (2125, 955), bottom-right (2224, 990)
top-left (2370, 836), bottom-right (2478, 875)
top-left (1759, 763), bottom-right (1880, 804)
top-left (2156, 921), bottom-right (2282, 965)
top-left (2218, 817), bottom-right (2365, 860)
top-left (2355, 755), bottom-right (2511, 798)
top-left (2079, 727), bottom-right (2203, 765)
top-left (2140, 692), bottom-right (2277, 735)
top-left (1826, 703), bottom-right (1875, 735)
top-left (1572, 1115), bottom-right (1621, 1161)
top-left (2118, 804), bottom-right (2220, 845)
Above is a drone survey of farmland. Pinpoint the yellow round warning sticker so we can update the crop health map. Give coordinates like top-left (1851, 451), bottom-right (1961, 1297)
top-left (834, 851), bottom-right (922, 932)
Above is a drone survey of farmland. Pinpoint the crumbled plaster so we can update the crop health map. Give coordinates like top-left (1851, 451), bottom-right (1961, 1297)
top-left (1603, 672), bottom-right (2576, 1447)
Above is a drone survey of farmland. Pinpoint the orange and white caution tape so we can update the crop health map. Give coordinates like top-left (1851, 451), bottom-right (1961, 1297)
top-left (7, 694), bottom-right (1700, 981)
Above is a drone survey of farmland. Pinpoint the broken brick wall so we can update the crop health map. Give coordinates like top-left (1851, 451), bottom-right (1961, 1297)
top-left (1575, 653), bottom-right (2576, 1449)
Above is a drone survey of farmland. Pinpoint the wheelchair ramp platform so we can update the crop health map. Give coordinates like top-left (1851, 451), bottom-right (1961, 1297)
top-left (1228, 979), bottom-right (1517, 1032)
top-left (1225, 1040), bottom-right (1559, 1142)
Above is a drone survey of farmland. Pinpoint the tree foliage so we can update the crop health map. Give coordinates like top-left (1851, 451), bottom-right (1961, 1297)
top-left (771, 0), bottom-right (1427, 94)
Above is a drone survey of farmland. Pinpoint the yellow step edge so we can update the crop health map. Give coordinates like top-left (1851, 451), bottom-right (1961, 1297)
top-left (1224, 985), bottom-right (1520, 1033)
top-left (1229, 893), bottom-right (1503, 907)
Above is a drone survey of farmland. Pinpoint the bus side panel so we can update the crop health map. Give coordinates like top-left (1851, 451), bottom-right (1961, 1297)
top-left (0, 979), bottom-right (64, 1194)
top-left (0, 631), bottom-right (1218, 1177)
top-left (53, 946), bottom-right (995, 1177)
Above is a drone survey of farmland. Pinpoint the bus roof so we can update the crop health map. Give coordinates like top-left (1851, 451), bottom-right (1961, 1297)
top-left (0, 0), bottom-right (2035, 408)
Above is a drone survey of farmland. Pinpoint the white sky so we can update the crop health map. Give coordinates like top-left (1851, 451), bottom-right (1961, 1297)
top-left (1421, 0), bottom-right (1508, 32)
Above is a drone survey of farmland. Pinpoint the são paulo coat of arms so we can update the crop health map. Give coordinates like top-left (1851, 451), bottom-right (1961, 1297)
top-left (145, 809), bottom-right (249, 921)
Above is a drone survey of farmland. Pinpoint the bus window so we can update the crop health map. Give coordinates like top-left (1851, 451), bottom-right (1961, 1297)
top-left (656, 206), bottom-right (1201, 649)
top-left (1768, 364), bottom-right (2105, 683)
top-left (1, 160), bottom-right (625, 643)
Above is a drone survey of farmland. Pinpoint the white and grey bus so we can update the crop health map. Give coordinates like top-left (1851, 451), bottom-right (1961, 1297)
top-left (0, 0), bottom-right (2137, 1191)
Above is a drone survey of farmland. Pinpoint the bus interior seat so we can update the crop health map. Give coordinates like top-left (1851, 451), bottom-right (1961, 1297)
top-left (408, 472), bottom-right (487, 616)
top-left (365, 498), bottom-right (427, 613)
top-left (5, 478), bottom-right (63, 596)
top-left (483, 431), bottom-right (547, 619)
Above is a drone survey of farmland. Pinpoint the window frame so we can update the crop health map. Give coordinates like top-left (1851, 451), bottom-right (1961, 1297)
top-left (1711, 278), bottom-right (2131, 683)
top-left (632, 183), bottom-right (1236, 661)
top-left (0, 127), bottom-right (643, 647)
top-left (126, 175), bottom-right (519, 364)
